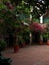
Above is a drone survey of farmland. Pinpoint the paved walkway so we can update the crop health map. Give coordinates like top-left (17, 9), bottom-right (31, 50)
top-left (2, 45), bottom-right (49, 65)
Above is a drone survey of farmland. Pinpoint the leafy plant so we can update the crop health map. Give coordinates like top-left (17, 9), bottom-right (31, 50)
top-left (0, 39), bottom-right (7, 52)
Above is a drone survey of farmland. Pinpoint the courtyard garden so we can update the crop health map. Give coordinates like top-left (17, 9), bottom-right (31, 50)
top-left (0, 0), bottom-right (49, 65)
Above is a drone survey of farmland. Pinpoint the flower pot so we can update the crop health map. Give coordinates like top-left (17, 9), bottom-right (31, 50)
top-left (47, 40), bottom-right (49, 45)
top-left (14, 45), bottom-right (19, 53)
top-left (39, 41), bottom-right (42, 45)
top-left (22, 43), bottom-right (26, 48)
top-left (19, 43), bottom-right (26, 48)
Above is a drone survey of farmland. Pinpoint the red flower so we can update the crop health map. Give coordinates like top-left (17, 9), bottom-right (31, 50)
top-left (29, 22), bottom-right (45, 33)
top-left (6, 1), bottom-right (13, 9)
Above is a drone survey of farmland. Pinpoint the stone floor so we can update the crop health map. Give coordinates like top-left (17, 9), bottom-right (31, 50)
top-left (2, 45), bottom-right (49, 65)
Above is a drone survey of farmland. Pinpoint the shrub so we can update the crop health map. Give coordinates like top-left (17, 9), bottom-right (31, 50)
top-left (0, 39), bottom-right (7, 52)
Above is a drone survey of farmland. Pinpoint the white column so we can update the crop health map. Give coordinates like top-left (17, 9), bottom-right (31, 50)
top-left (40, 15), bottom-right (43, 23)
top-left (29, 7), bottom-right (33, 45)
top-left (40, 15), bottom-right (43, 44)
top-left (30, 6), bottom-right (33, 22)
top-left (30, 33), bottom-right (32, 45)
top-left (30, 14), bottom-right (32, 21)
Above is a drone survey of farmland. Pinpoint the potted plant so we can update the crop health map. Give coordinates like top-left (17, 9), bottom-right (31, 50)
top-left (21, 40), bottom-right (26, 48)
top-left (0, 39), bottom-right (7, 55)
top-left (0, 39), bottom-right (12, 65)
top-left (47, 40), bottom-right (49, 45)
top-left (23, 26), bottom-right (30, 45)
top-left (39, 34), bottom-right (43, 45)
top-left (21, 35), bottom-right (26, 47)
top-left (14, 35), bottom-right (19, 53)
top-left (47, 32), bottom-right (49, 45)
top-left (14, 44), bottom-right (19, 53)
